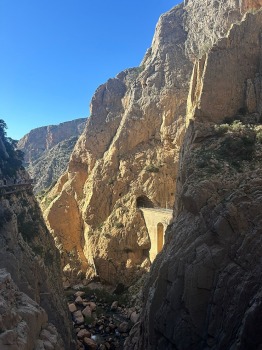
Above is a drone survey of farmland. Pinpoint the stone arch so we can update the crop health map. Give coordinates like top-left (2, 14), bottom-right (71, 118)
top-left (157, 223), bottom-right (164, 253)
top-left (136, 195), bottom-right (154, 208)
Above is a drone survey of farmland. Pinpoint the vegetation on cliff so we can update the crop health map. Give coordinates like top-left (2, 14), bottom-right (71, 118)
top-left (0, 119), bottom-right (24, 178)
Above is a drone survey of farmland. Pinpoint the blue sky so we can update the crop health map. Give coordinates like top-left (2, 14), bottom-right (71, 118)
top-left (0, 0), bottom-right (180, 140)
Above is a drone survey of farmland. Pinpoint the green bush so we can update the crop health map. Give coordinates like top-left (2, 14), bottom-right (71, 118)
top-left (32, 245), bottom-right (44, 257)
top-left (230, 120), bottom-right (244, 132)
top-left (218, 133), bottom-right (256, 162)
top-left (0, 208), bottom-right (13, 228)
top-left (145, 164), bottom-right (159, 173)
top-left (18, 220), bottom-right (38, 242)
top-left (115, 222), bottom-right (124, 229)
top-left (214, 124), bottom-right (229, 136)
top-left (256, 130), bottom-right (262, 143)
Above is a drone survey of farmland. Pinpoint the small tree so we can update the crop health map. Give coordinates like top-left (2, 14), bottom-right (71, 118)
top-left (0, 119), bottom-right (7, 137)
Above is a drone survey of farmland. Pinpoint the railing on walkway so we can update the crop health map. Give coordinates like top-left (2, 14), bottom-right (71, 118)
top-left (138, 206), bottom-right (173, 213)
top-left (0, 179), bottom-right (35, 196)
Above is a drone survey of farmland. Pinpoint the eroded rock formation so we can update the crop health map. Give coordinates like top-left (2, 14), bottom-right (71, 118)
top-left (0, 269), bottom-right (64, 350)
top-left (0, 131), bottom-right (73, 348)
top-left (126, 7), bottom-right (262, 350)
top-left (18, 118), bottom-right (86, 193)
top-left (28, 1), bottom-right (262, 348)
top-left (44, 3), bottom-right (190, 287)
top-left (44, 0), bottom-right (251, 289)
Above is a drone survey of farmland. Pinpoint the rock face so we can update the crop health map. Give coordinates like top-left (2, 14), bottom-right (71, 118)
top-left (0, 269), bottom-right (64, 350)
top-left (38, 1), bottom-right (262, 349)
top-left (241, 0), bottom-right (262, 12)
top-left (0, 131), bottom-right (73, 348)
top-left (125, 7), bottom-right (262, 350)
top-left (44, 0), bottom-right (249, 288)
top-left (18, 118), bottom-right (86, 193)
top-left (45, 3), bottom-right (191, 286)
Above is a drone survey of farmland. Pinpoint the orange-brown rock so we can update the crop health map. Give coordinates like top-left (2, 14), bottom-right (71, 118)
top-left (45, 4), bottom-right (191, 286)
top-left (241, 0), bottom-right (262, 13)
top-left (44, 1), bottom-right (255, 288)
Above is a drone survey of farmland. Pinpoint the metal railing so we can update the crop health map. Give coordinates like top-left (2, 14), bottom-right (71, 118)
top-left (0, 179), bottom-right (34, 196)
top-left (138, 206), bottom-right (173, 213)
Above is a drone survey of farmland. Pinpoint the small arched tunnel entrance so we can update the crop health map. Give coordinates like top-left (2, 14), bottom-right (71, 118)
top-left (136, 195), bottom-right (154, 208)
top-left (157, 223), bottom-right (164, 253)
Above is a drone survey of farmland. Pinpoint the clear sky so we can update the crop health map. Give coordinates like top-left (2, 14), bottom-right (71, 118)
top-left (0, 0), bottom-right (180, 140)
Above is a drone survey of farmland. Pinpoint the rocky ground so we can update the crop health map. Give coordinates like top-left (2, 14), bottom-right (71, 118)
top-left (67, 284), bottom-right (140, 350)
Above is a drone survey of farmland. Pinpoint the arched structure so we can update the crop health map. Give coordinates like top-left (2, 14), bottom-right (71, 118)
top-left (157, 223), bottom-right (164, 253)
top-left (136, 195), bottom-right (154, 208)
top-left (139, 207), bottom-right (172, 261)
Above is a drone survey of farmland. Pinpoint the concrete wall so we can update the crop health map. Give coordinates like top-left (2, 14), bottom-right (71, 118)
top-left (140, 208), bottom-right (173, 261)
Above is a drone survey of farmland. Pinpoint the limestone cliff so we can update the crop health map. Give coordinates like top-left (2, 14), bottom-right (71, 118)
top-left (18, 118), bottom-right (85, 193)
top-left (44, 0), bottom-right (255, 289)
top-left (0, 130), bottom-right (73, 349)
top-left (126, 7), bottom-right (262, 350)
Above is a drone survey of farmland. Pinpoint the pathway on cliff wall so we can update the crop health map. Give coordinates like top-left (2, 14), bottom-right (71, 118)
top-left (0, 181), bottom-right (34, 196)
top-left (139, 207), bottom-right (173, 261)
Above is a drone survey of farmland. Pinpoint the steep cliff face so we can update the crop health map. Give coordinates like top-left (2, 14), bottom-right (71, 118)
top-left (44, 0), bottom-right (250, 288)
top-left (28, 136), bottom-right (80, 194)
top-left (18, 118), bottom-right (86, 163)
top-left (18, 118), bottom-right (85, 193)
top-left (0, 132), bottom-right (73, 348)
top-left (126, 8), bottom-right (262, 350)
top-left (45, 3), bottom-right (191, 286)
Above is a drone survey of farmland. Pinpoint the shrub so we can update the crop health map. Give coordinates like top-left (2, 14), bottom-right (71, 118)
top-left (0, 208), bottom-right (13, 228)
top-left (145, 164), bottom-right (159, 173)
top-left (115, 222), bottom-right (124, 229)
top-left (108, 178), bottom-right (115, 185)
top-left (256, 130), bottom-right (262, 143)
top-left (214, 124), bottom-right (229, 136)
top-left (218, 132), bottom-right (256, 162)
top-left (230, 120), bottom-right (244, 132)
top-left (32, 245), bottom-right (44, 257)
top-left (18, 220), bottom-right (38, 242)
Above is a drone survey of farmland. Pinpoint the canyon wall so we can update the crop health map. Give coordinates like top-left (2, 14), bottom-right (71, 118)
top-left (45, 3), bottom-right (190, 287)
top-left (18, 119), bottom-right (86, 193)
top-left (37, 1), bottom-right (262, 348)
top-left (44, 0), bottom-right (247, 288)
top-left (126, 7), bottom-right (262, 350)
top-left (0, 131), bottom-right (73, 349)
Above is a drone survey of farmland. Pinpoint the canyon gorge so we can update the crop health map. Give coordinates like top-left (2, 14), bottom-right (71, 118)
top-left (1, 0), bottom-right (262, 349)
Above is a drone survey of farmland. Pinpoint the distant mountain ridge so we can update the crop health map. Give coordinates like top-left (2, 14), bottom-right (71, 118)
top-left (18, 118), bottom-right (86, 193)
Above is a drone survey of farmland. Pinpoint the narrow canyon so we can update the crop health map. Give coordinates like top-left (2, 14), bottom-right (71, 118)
top-left (1, 0), bottom-right (262, 349)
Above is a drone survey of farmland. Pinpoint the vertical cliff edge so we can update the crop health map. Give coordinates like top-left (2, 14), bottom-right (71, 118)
top-left (18, 118), bottom-right (86, 194)
top-left (0, 126), bottom-right (73, 349)
top-left (125, 4), bottom-right (262, 350)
